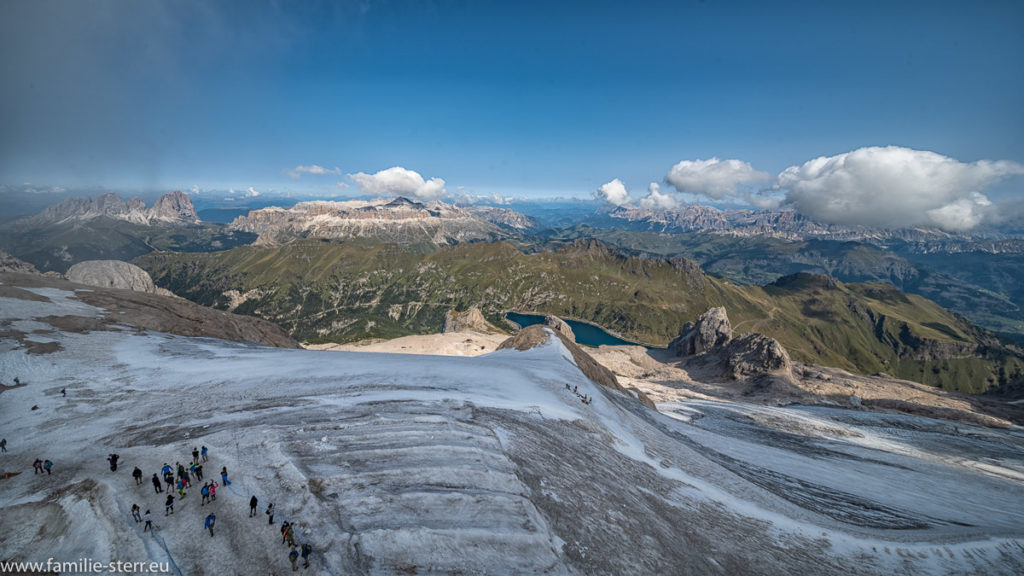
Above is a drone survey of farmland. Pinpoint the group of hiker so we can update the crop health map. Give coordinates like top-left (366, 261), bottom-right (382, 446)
top-left (120, 444), bottom-right (315, 571)
top-left (32, 457), bottom-right (53, 475)
top-left (565, 383), bottom-right (593, 405)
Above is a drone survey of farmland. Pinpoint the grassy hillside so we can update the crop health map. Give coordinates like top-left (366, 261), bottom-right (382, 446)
top-left (137, 239), bottom-right (1024, 393)
top-left (0, 217), bottom-right (256, 273)
top-left (542, 227), bottom-right (1024, 340)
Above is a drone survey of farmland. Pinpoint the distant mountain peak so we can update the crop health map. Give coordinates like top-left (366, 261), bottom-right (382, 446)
top-left (27, 191), bottom-right (199, 226)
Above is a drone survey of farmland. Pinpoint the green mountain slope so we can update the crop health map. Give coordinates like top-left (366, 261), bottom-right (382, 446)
top-left (137, 239), bottom-right (1024, 393)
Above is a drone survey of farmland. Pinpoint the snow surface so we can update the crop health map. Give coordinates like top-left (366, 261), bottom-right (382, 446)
top-left (2, 287), bottom-right (1024, 575)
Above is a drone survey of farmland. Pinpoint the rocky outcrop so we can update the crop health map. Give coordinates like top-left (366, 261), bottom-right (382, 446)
top-left (724, 333), bottom-right (792, 379)
top-left (149, 190), bottom-right (199, 223)
top-left (66, 260), bottom-right (176, 298)
top-left (544, 315), bottom-right (576, 343)
top-left (669, 307), bottom-right (731, 356)
top-left (0, 250), bottom-right (40, 274)
top-left (499, 325), bottom-right (657, 409)
top-left (671, 307), bottom-right (791, 380)
top-left (443, 307), bottom-right (500, 334)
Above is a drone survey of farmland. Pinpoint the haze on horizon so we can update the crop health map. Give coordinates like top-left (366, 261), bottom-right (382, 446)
top-left (1, 0), bottom-right (1022, 231)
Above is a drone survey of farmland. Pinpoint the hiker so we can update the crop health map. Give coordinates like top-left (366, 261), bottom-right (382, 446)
top-left (201, 445), bottom-right (208, 462)
top-left (143, 510), bottom-right (153, 532)
top-left (33, 458), bottom-right (43, 474)
top-left (281, 521), bottom-right (290, 544)
top-left (161, 463), bottom-right (172, 476)
top-left (189, 462), bottom-right (198, 480)
top-left (13, 377), bottom-right (19, 385)
top-left (192, 447), bottom-right (200, 465)
top-left (165, 494), bottom-right (174, 515)
top-left (209, 481), bottom-right (218, 501)
top-left (164, 471), bottom-right (175, 492)
top-left (194, 463), bottom-right (203, 481)
top-left (132, 467), bottom-right (143, 485)
top-left (152, 473), bottom-right (163, 493)
top-left (204, 513), bottom-right (216, 537)
top-left (108, 453), bottom-right (119, 471)
top-left (131, 504), bottom-right (142, 522)
top-left (266, 502), bottom-right (275, 525)
top-left (301, 543), bottom-right (312, 569)
top-left (220, 466), bottom-right (230, 485)
top-left (61, 388), bottom-right (65, 397)
top-left (177, 478), bottom-right (187, 499)
top-left (288, 548), bottom-right (299, 572)
top-left (249, 495), bottom-right (259, 517)
top-left (1, 438), bottom-right (6, 453)
top-left (285, 523), bottom-right (296, 546)
top-left (180, 468), bottom-right (191, 488)
top-left (43, 459), bottom-right (52, 475)
top-left (201, 482), bottom-right (210, 506)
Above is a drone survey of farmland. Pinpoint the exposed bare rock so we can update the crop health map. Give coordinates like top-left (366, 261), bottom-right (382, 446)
top-left (0, 250), bottom-right (39, 274)
top-left (442, 307), bottom-right (501, 334)
top-left (670, 306), bottom-right (732, 356)
top-left (544, 315), bottom-right (576, 343)
top-left (670, 307), bottom-right (792, 381)
top-left (499, 325), bottom-right (656, 409)
top-left (149, 190), bottom-right (199, 223)
top-left (724, 333), bottom-right (792, 379)
top-left (23, 191), bottom-right (199, 226)
top-left (228, 197), bottom-right (515, 246)
top-left (66, 260), bottom-right (159, 293)
top-left (0, 271), bottom-right (298, 349)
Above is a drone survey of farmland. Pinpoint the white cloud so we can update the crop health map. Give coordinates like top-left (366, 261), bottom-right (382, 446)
top-left (349, 167), bottom-right (447, 200)
top-left (777, 146), bottom-right (1024, 231)
top-left (595, 178), bottom-right (631, 206)
top-left (637, 182), bottom-right (678, 210)
top-left (287, 165), bottom-right (343, 180)
top-left (665, 158), bottom-right (772, 200)
top-left (245, 186), bottom-right (261, 198)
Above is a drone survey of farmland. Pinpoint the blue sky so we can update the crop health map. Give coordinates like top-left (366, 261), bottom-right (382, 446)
top-left (1, 0), bottom-right (1022, 213)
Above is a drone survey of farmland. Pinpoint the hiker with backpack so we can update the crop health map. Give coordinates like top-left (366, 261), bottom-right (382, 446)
top-left (301, 543), bottom-right (312, 569)
top-left (132, 467), bottom-right (143, 485)
top-left (33, 458), bottom-right (43, 474)
top-left (108, 454), bottom-right (119, 471)
top-left (43, 459), bottom-right (52, 475)
top-left (192, 447), bottom-right (200, 465)
top-left (249, 495), bottom-right (259, 517)
top-left (201, 482), bottom-right (210, 506)
top-left (220, 466), bottom-right (230, 485)
top-left (288, 548), bottom-right (299, 572)
top-left (201, 445), bottom-right (208, 462)
top-left (204, 513), bottom-right (216, 537)
top-left (165, 494), bottom-right (174, 515)
top-left (266, 502), bottom-right (275, 525)
top-left (152, 473), bottom-right (163, 493)
top-left (131, 504), bottom-right (142, 522)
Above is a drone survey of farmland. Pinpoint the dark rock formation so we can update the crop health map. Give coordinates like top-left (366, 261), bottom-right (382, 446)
top-left (544, 315), bottom-right (576, 343)
top-left (671, 307), bottom-right (792, 380)
top-left (669, 307), bottom-right (732, 356)
top-left (443, 307), bottom-right (500, 334)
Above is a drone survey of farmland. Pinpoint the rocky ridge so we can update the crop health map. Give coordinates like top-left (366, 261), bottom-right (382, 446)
top-left (24, 190), bottom-right (199, 226)
top-left (228, 197), bottom-right (519, 246)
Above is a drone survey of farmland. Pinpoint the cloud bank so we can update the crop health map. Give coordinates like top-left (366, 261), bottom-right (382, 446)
top-left (665, 158), bottom-right (772, 200)
top-left (777, 146), bottom-right (1024, 231)
top-left (349, 167), bottom-right (447, 201)
top-left (287, 165), bottom-right (343, 179)
top-left (595, 179), bottom-right (680, 210)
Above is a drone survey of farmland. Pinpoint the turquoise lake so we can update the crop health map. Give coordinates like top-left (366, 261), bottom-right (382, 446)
top-left (504, 312), bottom-right (641, 347)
